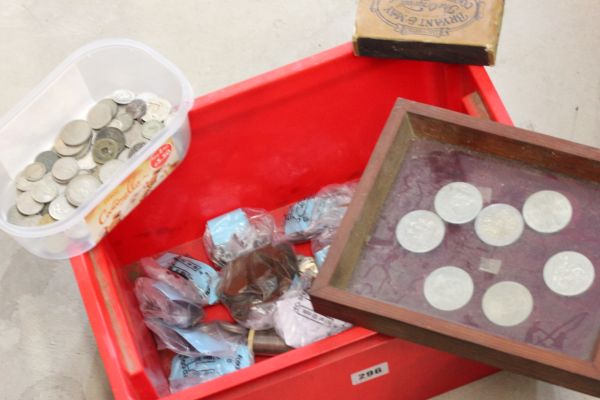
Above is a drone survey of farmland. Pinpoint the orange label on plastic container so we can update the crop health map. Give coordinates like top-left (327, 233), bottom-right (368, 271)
top-left (85, 139), bottom-right (180, 244)
top-left (150, 143), bottom-right (172, 168)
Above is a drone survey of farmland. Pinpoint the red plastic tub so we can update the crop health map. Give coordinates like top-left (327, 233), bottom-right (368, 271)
top-left (70, 43), bottom-right (512, 400)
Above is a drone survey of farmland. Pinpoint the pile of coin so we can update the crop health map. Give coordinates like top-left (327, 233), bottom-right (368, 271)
top-left (7, 89), bottom-right (175, 227)
top-left (395, 182), bottom-right (595, 327)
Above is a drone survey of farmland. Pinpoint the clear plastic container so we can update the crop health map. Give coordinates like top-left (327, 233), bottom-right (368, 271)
top-left (0, 39), bottom-right (194, 259)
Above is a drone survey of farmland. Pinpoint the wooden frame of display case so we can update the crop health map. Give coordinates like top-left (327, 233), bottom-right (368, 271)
top-left (310, 98), bottom-right (600, 396)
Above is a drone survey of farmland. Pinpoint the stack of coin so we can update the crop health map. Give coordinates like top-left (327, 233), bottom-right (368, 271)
top-left (7, 89), bottom-right (175, 227)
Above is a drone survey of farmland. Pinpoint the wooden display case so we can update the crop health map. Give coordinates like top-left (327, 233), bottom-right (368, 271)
top-left (311, 98), bottom-right (600, 396)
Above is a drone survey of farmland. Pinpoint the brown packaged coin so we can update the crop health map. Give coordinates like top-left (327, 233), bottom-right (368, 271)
top-left (249, 329), bottom-right (293, 356)
top-left (220, 243), bottom-right (299, 325)
top-left (353, 0), bottom-right (505, 65)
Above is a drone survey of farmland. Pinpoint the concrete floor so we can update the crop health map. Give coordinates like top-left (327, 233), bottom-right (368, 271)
top-left (0, 1), bottom-right (599, 399)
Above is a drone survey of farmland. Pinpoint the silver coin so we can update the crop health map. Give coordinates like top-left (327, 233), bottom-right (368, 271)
top-left (423, 266), bottom-right (474, 311)
top-left (142, 97), bottom-right (172, 122)
top-left (41, 172), bottom-right (56, 184)
top-left (59, 120), bottom-right (92, 146)
top-left (141, 120), bottom-right (164, 140)
top-left (543, 251), bottom-right (595, 296)
top-left (396, 210), bottom-right (446, 253)
top-left (74, 138), bottom-right (92, 160)
top-left (24, 162), bottom-right (47, 182)
top-left (65, 174), bottom-right (101, 207)
top-left (15, 173), bottom-right (33, 192)
top-left (117, 149), bottom-right (130, 162)
top-left (119, 113), bottom-right (134, 131)
top-left (98, 159), bottom-right (125, 183)
top-left (125, 99), bottom-right (147, 120)
top-left (48, 194), bottom-right (76, 221)
top-left (99, 98), bottom-right (118, 116)
top-left (474, 204), bottom-right (524, 247)
top-left (34, 151), bottom-right (60, 171)
top-left (52, 157), bottom-right (80, 182)
top-left (434, 182), bottom-right (483, 224)
top-left (57, 182), bottom-right (67, 195)
top-left (7, 205), bottom-right (42, 226)
top-left (124, 121), bottom-right (144, 147)
top-left (522, 190), bottom-right (572, 234)
top-left (16, 191), bottom-right (44, 215)
top-left (108, 113), bottom-right (134, 132)
top-left (54, 137), bottom-right (86, 157)
top-left (77, 149), bottom-right (97, 170)
top-left (107, 119), bottom-right (121, 130)
top-left (41, 173), bottom-right (66, 195)
top-left (482, 281), bottom-right (533, 327)
top-left (31, 178), bottom-right (59, 203)
top-left (128, 141), bottom-right (148, 158)
top-left (87, 101), bottom-right (114, 130)
top-left (111, 89), bottom-right (135, 105)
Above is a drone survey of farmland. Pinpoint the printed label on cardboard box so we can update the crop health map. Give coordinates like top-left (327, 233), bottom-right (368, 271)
top-left (371, 0), bottom-right (484, 37)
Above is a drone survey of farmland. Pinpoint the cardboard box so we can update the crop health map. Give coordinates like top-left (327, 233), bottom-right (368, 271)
top-left (354, 0), bottom-right (505, 65)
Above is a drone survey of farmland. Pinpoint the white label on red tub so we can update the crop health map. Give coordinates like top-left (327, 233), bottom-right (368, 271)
top-left (350, 362), bottom-right (389, 385)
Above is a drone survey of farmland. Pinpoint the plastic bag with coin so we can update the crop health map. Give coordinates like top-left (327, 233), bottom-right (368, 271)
top-left (310, 226), bottom-right (337, 268)
top-left (219, 243), bottom-right (299, 330)
top-left (307, 182), bottom-right (356, 235)
top-left (307, 182), bottom-right (357, 267)
top-left (312, 245), bottom-right (330, 268)
top-left (295, 255), bottom-right (320, 290)
top-left (283, 197), bottom-right (318, 242)
top-left (146, 321), bottom-right (248, 358)
top-left (283, 182), bottom-right (356, 243)
top-left (134, 277), bottom-right (204, 329)
top-left (169, 344), bottom-right (254, 393)
top-left (140, 257), bottom-right (207, 305)
top-left (153, 253), bottom-right (221, 305)
top-left (203, 208), bottom-right (277, 268)
top-left (273, 277), bottom-right (351, 348)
